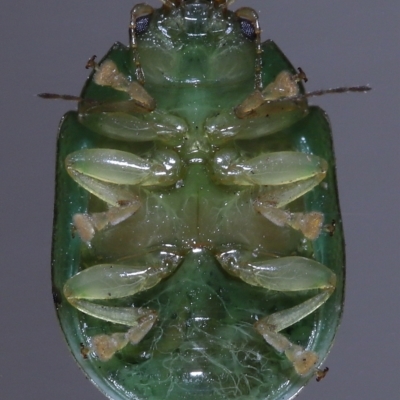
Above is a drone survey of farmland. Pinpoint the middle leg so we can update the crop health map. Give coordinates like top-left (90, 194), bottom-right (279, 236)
top-left (66, 147), bottom-right (182, 242)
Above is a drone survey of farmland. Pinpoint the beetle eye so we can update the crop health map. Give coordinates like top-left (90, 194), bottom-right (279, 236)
top-left (235, 8), bottom-right (259, 41)
top-left (135, 15), bottom-right (151, 35)
top-left (239, 18), bottom-right (256, 41)
top-left (131, 4), bottom-right (153, 36)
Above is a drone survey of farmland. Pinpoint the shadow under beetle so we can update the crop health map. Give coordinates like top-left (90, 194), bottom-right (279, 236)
top-left (48, 1), bottom-right (369, 399)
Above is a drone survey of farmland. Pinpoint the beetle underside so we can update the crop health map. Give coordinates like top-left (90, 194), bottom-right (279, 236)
top-left (51, 1), bottom-right (344, 399)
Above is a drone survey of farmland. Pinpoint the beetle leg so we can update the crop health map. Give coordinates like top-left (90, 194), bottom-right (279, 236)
top-left (90, 313), bottom-right (157, 361)
top-left (64, 251), bottom-right (182, 360)
top-left (254, 205), bottom-right (324, 240)
top-left (80, 59), bottom-right (188, 145)
top-left (217, 250), bottom-right (336, 375)
top-left (213, 149), bottom-right (327, 239)
top-left (213, 148), bottom-right (327, 186)
top-left (66, 148), bottom-right (181, 189)
top-left (79, 108), bottom-right (188, 146)
top-left (72, 202), bottom-right (141, 243)
top-left (64, 251), bottom-right (182, 310)
top-left (79, 59), bottom-right (188, 145)
top-left (235, 70), bottom-right (305, 118)
top-left (88, 59), bottom-right (155, 111)
top-left (66, 148), bottom-right (181, 241)
top-left (253, 172), bottom-right (327, 240)
top-left (205, 71), bottom-right (308, 145)
top-left (205, 106), bottom-right (307, 145)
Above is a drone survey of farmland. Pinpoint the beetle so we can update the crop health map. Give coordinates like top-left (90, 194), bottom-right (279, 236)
top-left (47, 1), bottom-right (367, 399)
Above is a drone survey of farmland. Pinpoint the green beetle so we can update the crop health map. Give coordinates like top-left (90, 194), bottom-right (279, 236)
top-left (50, 1), bottom-right (349, 399)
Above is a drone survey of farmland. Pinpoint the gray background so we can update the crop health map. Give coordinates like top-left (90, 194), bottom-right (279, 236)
top-left (1, 0), bottom-right (399, 399)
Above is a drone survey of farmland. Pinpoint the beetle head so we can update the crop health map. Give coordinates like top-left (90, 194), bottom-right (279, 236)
top-left (130, 1), bottom-right (260, 86)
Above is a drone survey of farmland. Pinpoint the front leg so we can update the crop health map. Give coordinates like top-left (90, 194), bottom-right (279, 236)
top-left (205, 71), bottom-right (308, 145)
top-left (217, 250), bottom-right (336, 376)
top-left (79, 60), bottom-right (188, 146)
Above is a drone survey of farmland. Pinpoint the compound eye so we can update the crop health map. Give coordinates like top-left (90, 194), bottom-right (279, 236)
top-left (135, 14), bottom-right (152, 35)
top-left (236, 7), bottom-right (259, 41)
top-left (131, 4), bottom-right (154, 36)
top-left (239, 18), bottom-right (256, 40)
